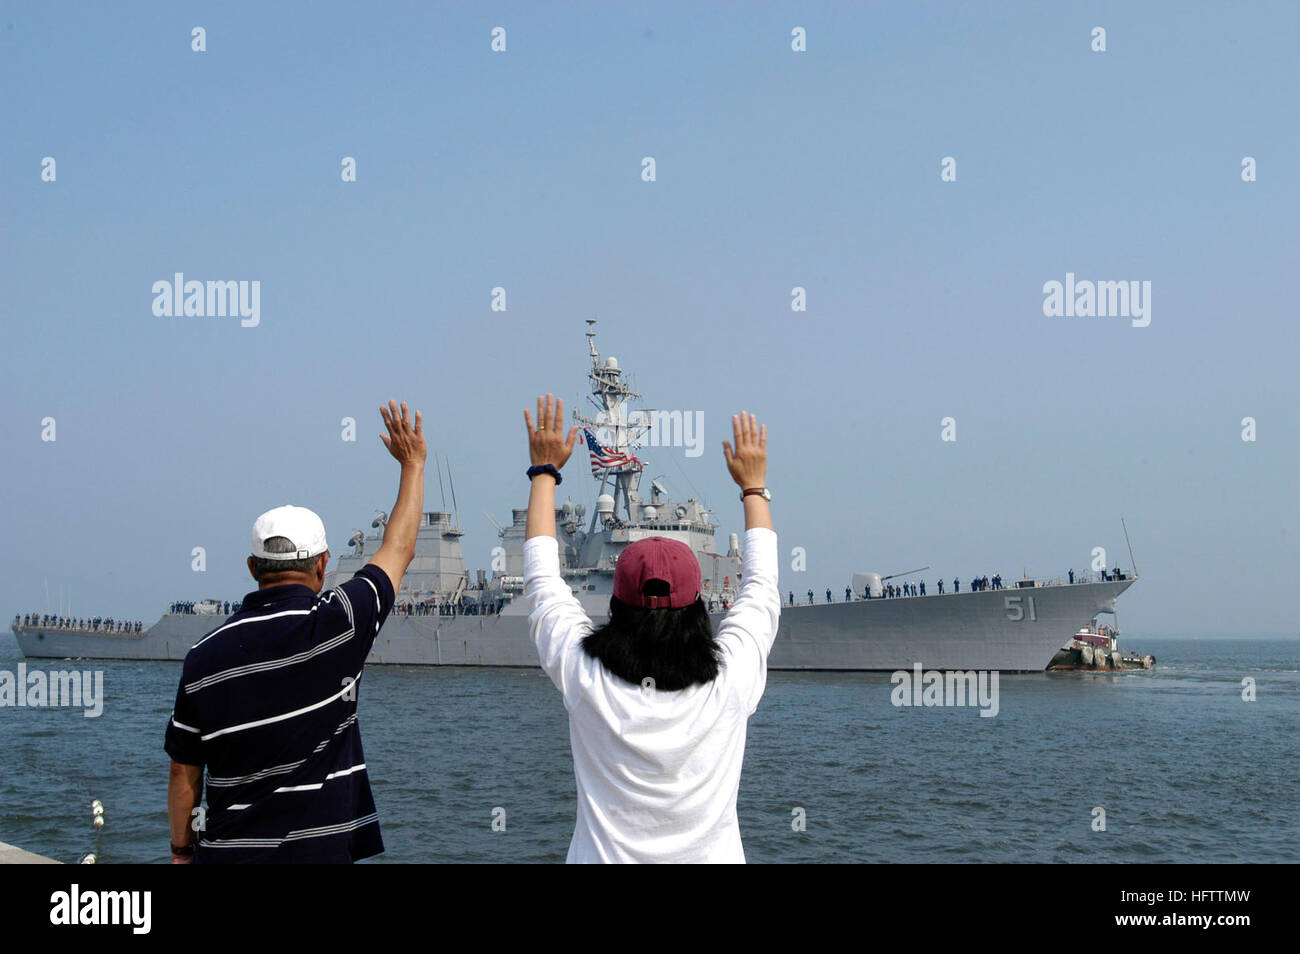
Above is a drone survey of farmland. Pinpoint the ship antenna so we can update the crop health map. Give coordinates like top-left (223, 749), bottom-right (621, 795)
top-left (447, 460), bottom-right (461, 531)
top-left (659, 441), bottom-right (706, 509)
top-left (436, 455), bottom-right (448, 512)
top-left (1122, 518), bottom-right (1139, 577)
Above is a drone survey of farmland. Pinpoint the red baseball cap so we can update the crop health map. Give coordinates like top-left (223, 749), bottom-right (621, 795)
top-left (613, 536), bottom-right (702, 609)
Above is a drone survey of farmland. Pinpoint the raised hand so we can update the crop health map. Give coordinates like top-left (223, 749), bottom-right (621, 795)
top-left (722, 411), bottom-right (767, 489)
top-left (378, 400), bottom-right (427, 467)
top-left (523, 393), bottom-right (580, 470)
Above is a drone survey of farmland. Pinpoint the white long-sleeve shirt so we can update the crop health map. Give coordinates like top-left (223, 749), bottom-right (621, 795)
top-left (524, 526), bottom-right (780, 863)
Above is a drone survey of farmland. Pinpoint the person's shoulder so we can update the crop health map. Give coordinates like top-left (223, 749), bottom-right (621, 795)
top-left (331, 564), bottom-right (395, 609)
top-left (354, 563), bottom-right (394, 599)
top-left (180, 623), bottom-right (234, 680)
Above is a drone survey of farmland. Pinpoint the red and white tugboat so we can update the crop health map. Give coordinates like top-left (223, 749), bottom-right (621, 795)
top-left (1047, 618), bottom-right (1155, 671)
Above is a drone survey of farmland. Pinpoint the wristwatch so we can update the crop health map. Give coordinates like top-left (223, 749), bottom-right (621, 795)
top-left (741, 487), bottom-right (771, 501)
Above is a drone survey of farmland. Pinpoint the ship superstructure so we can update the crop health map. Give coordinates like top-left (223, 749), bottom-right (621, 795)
top-left (323, 320), bottom-right (744, 617)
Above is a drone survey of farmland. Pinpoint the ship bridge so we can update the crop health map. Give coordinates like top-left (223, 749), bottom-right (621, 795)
top-left (326, 509), bottom-right (470, 604)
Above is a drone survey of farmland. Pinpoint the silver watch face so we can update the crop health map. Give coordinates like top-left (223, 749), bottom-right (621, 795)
top-left (741, 488), bottom-right (771, 501)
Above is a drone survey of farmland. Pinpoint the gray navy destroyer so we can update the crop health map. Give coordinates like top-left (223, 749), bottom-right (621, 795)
top-left (12, 321), bottom-right (1136, 671)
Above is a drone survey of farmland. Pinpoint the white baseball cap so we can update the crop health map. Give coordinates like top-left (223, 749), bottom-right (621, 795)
top-left (250, 505), bottom-right (329, 560)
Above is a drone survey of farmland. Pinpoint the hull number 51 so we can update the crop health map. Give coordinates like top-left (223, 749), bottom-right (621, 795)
top-left (1004, 595), bottom-right (1037, 621)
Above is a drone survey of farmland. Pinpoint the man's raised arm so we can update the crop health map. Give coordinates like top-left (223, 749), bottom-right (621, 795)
top-left (368, 400), bottom-right (427, 594)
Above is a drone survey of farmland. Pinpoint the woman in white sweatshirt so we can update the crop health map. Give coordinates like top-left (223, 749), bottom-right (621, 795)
top-left (521, 393), bottom-right (780, 863)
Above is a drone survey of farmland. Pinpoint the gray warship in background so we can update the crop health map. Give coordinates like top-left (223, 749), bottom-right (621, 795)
top-left (12, 321), bottom-right (1136, 671)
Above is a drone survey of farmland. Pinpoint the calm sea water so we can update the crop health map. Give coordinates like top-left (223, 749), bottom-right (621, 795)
top-left (0, 631), bottom-right (1295, 863)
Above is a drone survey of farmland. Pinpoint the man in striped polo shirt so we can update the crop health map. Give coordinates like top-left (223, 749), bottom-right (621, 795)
top-left (164, 401), bottom-right (426, 863)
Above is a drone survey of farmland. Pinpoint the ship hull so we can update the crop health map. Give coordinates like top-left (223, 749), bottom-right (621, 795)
top-left (12, 579), bottom-right (1133, 672)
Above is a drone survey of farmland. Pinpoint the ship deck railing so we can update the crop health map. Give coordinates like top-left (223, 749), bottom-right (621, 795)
top-left (12, 621), bottom-right (145, 635)
top-left (784, 569), bottom-right (1130, 606)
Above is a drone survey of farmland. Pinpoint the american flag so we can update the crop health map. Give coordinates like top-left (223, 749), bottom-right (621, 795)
top-left (583, 428), bottom-right (642, 475)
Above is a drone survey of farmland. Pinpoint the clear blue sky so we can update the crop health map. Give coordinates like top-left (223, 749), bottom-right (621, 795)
top-left (2, 2), bottom-right (1296, 636)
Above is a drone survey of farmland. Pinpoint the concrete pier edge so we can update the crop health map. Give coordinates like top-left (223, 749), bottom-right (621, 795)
top-left (0, 840), bottom-right (61, 864)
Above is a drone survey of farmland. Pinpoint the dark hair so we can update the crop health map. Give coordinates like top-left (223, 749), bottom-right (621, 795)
top-left (582, 588), bottom-right (721, 691)
top-left (251, 535), bottom-right (321, 579)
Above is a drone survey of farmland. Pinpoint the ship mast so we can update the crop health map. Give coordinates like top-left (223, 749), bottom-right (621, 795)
top-left (573, 319), bottom-right (648, 525)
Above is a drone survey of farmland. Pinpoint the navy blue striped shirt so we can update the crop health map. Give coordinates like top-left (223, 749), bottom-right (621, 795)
top-left (164, 564), bottom-right (394, 863)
